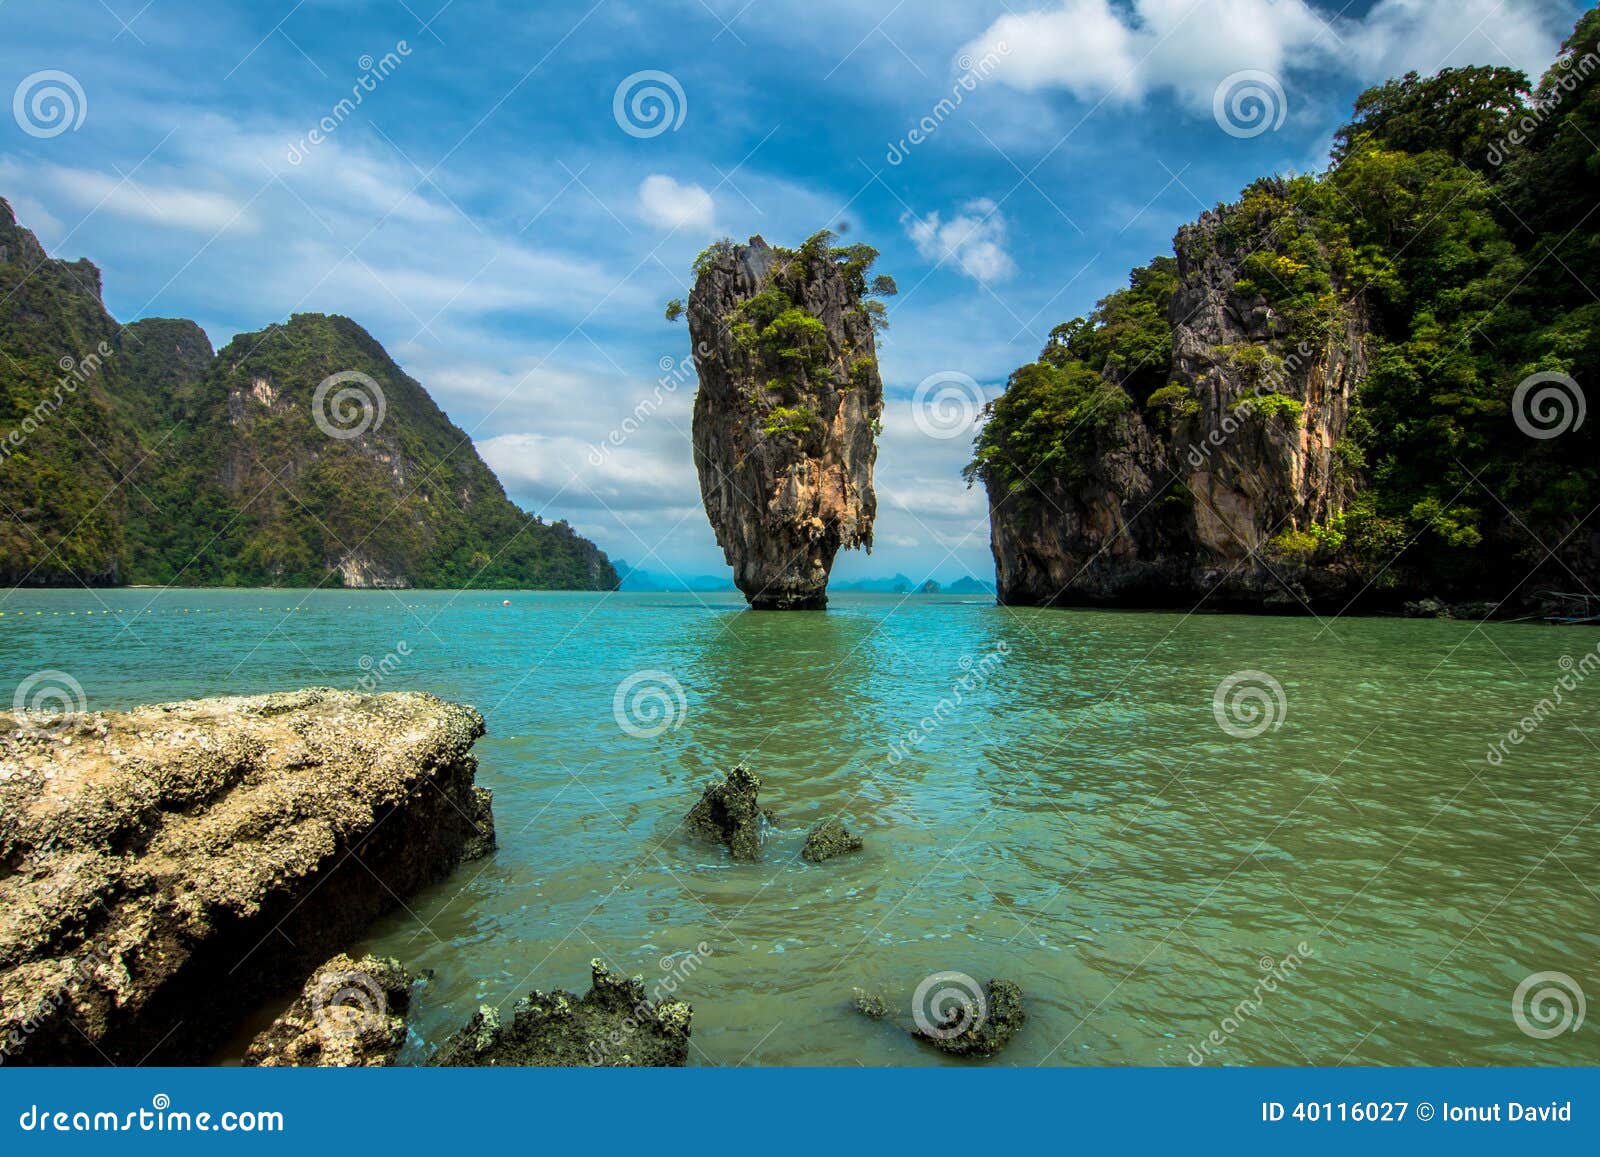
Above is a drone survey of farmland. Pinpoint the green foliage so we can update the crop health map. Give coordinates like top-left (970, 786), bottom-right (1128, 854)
top-left (664, 298), bottom-right (684, 322)
top-left (1332, 66), bottom-right (1531, 169)
top-left (761, 405), bottom-right (818, 437)
top-left (965, 360), bottom-right (1133, 495)
top-left (1232, 392), bottom-right (1305, 426)
top-left (1146, 382), bottom-right (1200, 418)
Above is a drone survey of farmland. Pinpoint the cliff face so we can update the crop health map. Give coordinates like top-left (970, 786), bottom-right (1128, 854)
top-left (688, 235), bottom-right (884, 609)
top-left (0, 688), bottom-right (493, 1065)
top-left (984, 189), bottom-right (1370, 611)
top-left (0, 196), bottom-right (618, 591)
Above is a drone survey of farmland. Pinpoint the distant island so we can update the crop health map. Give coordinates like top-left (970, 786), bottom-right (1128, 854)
top-left (0, 199), bottom-right (616, 591)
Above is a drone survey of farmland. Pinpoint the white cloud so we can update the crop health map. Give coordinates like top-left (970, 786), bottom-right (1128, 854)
top-left (636, 174), bottom-right (716, 233)
top-left (0, 159), bottom-right (258, 234)
top-left (902, 198), bottom-right (1015, 283)
top-left (962, 0), bottom-right (1570, 112)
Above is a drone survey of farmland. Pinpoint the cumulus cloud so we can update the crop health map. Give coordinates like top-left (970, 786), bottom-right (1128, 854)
top-left (902, 198), bottom-right (1015, 283)
top-left (961, 0), bottom-right (1570, 113)
top-left (636, 173), bottom-right (716, 232)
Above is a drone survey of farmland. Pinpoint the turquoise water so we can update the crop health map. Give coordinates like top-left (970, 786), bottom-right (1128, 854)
top-left (2, 588), bottom-right (1597, 1066)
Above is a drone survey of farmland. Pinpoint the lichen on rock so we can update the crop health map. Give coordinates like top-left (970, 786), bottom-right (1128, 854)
top-left (686, 233), bottom-right (891, 609)
top-left (431, 959), bottom-right (691, 1067)
top-left (244, 953), bottom-right (413, 1067)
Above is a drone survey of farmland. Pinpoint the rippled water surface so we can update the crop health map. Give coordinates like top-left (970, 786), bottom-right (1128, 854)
top-left (4, 588), bottom-right (1597, 1066)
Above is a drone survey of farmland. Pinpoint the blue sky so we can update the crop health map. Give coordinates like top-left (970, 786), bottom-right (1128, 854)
top-left (1, 0), bottom-right (1584, 585)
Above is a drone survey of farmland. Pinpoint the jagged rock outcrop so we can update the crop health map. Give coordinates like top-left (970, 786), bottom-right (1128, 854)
top-left (688, 235), bottom-right (886, 609)
top-left (801, 815), bottom-right (862, 863)
top-left (984, 187), bottom-right (1368, 611)
top-left (911, 977), bottom-right (1026, 1058)
top-left (0, 688), bottom-right (493, 1065)
top-left (431, 959), bottom-right (691, 1067)
top-left (683, 764), bottom-right (774, 862)
top-left (244, 953), bottom-right (413, 1067)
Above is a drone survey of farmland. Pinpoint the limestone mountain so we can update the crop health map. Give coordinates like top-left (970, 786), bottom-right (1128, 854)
top-left (686, 232), bottom-right (892, 609)
top-left (968, 11), bottom-right (1600, 615)
top-left (0, 197), bottom-right (616, 590)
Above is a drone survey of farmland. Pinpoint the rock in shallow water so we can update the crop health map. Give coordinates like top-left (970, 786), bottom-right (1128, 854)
top-left (911, 977), bottom-right (1026, 1058)
top-left (684, 763), bottom-right (774, 862)
top-left (802, 815), bottom-right (863, 863)
top-left (687, 234), bottom-right (886, 610)
top-left (244, 953), bottom-right (413, 1067)
top-left (431, 959), bottom-right (691, 1067)
top-left (0, 687), bottom-right (493, 1065)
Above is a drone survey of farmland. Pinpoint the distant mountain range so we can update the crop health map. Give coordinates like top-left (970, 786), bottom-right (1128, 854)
top-left (0, 197), bottom-right (617, 590)
top-left (615, 564), bottom-right (996, 596)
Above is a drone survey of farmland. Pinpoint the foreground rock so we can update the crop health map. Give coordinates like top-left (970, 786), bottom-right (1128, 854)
top-left (244, 954), bottom-right (412, 1067)
top-left (432, 960), bottom-right (691, 1066)
top-left (687, 233), bottom-right (890, 609)
top-left (911, 977), bottom-right (1026, 1058)
top-left (0, 688), bottom-right (494, 1065)
top-left (801, 816), bottom-right (863, 863)
top-left (684, 764), bottom-right (774, 862)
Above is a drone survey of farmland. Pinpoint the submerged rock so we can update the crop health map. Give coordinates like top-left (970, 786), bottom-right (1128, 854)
top-left (684, 764), bottom-right (773, 862)
top-left (244, 953), bottom-right (412, 1067)
top-left (910, 977), bottom-right (1026, 1058)
top-left (687, 234), bottom-right (889, 609)
top-left (432, 959), bottom-right (691, 1067)
top-left (802, 816), bottom-right (863, 863)
top-left (850, 987), bottom-right (889, 1019)
top-left (0, 688), bottom-right (493, 1065)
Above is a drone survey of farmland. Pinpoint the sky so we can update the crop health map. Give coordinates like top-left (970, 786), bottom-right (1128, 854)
top-left (0, 0), bottom-right (1585, 587)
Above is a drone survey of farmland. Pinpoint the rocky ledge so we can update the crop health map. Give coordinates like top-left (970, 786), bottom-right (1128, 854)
top-left (0, 688), bottom-right (494, 1065)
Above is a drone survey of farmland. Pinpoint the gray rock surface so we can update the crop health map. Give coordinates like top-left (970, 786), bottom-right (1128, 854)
top-left (688, 235), bottom-right (883, 609)
top-left (244, 953), bottom-right (413, 1067)
top-left (0, 687), bottom-right (493, 1065)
